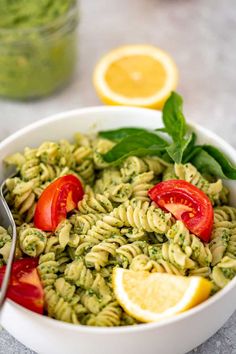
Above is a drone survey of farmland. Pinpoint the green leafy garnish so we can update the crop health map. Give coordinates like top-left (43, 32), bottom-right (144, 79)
top-left (99, 127), bottom-right (148, 142)
top-left (162, 92), bottom-right (193, 163)
top-left (100, 91), bottom-right (236, 180)
top-left (102, 131), bottom-right (168, 164)
top-left (182, 132), bottom-right (197, 162)
top-left (203, 145), bottom-right (236, 179)
top-left (166, 133), bottom-right (193, 164)
top-left (162, 92), bottom-right (187, 142)
top-left (190, 149), bottom-right (227, 179)
top-left (191, 146), bottom-right (236, 179)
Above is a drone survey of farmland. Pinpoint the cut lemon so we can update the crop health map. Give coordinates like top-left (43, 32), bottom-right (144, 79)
top-left (113, 269), bottom-right (212, 323)
top-left (93, 45), bottom-right (178, 109)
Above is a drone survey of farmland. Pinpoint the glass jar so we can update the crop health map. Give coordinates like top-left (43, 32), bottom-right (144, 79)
top-left (0, 2), bottom-right (78, 100)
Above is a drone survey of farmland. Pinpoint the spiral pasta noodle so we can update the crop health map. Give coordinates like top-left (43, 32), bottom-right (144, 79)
top-left (148, 244), bottom-right (185, 275)
top-left (121, 156), bottom-right (148, 181)
top-left (85, 235), bottom-right (127, 270)
top-left (0, 226), bottom-right (12, 265)
top-left (1, 130), bottom-right (236, 328)
top-left (116, 241), bottom-right (148, 268)
top-left (214, 206), bottom-right (236, 222)
top-left (131, 171), bottom-right (155, 201)
top-left (55, 220), bottom-right (80, 250)
top-left (6, 178), bottom-right (37, 223)
top-left (94, 168), bottom-right (122, 194)
top-left (64, 260), bottom-right (112, 305)
top-left (70, 213), bottom-right (103, 235)
top-left (78, 193), bottom-right (113, 214)
top-left (130, 254), bottom-right (162, 273)
top-left (85, 301), bottom-right (122, 327)
top-left (19, 224), bottom-right (47, 257)
top-left (44, 281), bottom-right (87, 324)
top-left (211, 256), bottom-right (236, 289)
top-left (167, 221), bottom-right (212, 267)
top-left (209, 220), bottom-right (236, 266)
top-left (56, 250), bottom-right (71, 273)
top-left (38, 252), bottom-right (59, 288)
top-left (112, 199), bottom-right (172, 234)
top-left (75, 214), bottom-right (124, 255)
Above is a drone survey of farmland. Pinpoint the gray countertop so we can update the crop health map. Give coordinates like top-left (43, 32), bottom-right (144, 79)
top-left (0, 0), bottom-right (236, 353)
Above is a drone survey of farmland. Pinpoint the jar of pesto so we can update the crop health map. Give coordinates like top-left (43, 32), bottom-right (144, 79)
top-left (0, 1), bottom-right (78, 100)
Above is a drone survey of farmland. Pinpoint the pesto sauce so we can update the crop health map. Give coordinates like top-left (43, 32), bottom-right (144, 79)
top-left (0, 0), bottom-right (77, 99)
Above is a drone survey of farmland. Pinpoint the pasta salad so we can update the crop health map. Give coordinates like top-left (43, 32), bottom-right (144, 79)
top-left (1, 92), bottom-right (236, 326)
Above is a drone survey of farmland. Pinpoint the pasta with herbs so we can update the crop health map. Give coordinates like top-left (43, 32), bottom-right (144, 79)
top-left (0, 227), bottom-right (12, 266)
top-left (1, 130), bottom-right (236, 327)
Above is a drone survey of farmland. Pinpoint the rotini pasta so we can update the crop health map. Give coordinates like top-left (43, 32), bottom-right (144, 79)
top-left (6, 178), bottom-right (37, 223)
top-left (167, 221), bottom-right (212, 267)
top-left (85, 235), bottom-right (127, 270)
top-left (44, 283), bottom-right (85, 324)
top-left (211, 256), bottom-right (236, 289)
top-left (112, 199), bottom-right (172, 234)
top-left (131, 171), bottom-right (155, 201)
top-left (19, 224), bottom-right (47, 257)
top-left (1, 130), bottom-right (236, 328)
top-left (37, 252), bottom-right (59, 288)
top-left (209, 219), bottom-right (236, 266)
top-left (78, 193), bottom-right (113, 214)
top-left (0, 226), bottom-right (12, 265)
top-left (84, 301), bottom-right (122, 327)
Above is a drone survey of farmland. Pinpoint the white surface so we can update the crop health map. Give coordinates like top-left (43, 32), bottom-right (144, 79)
top-left (0, 106), bottom-right (236, 354)
top-left (0, 0), bottom-right (236, 353)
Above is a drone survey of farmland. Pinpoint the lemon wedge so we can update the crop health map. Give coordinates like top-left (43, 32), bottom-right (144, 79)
top-left (113, 269), bottom-right (212, 322)
top-left (93, 45), bottom-right (178, 109)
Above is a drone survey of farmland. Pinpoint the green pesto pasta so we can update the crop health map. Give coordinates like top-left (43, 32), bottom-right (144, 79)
top-left (1, 131), bottom-right (236, 327)
top-left (0, 226), bottom-right (12, 266)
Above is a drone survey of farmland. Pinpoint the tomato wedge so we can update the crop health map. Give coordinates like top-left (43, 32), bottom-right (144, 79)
top-left (0, 258), bottom-right (44, 314)
top-left (34, 174), bottom-right (84, 231)
top-left (148, 180), bottom-right (214, 242)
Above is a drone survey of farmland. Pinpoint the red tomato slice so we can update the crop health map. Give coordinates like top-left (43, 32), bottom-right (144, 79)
top-left (148, 180), bottom-right (214, 242)
top-left (34, 174), bottom-right (84, 231)
top-left (0, 258), bottom-right (44, 314)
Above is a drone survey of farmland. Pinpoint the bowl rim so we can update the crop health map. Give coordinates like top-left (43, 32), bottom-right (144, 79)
top-left (1, 105), bottom-right (236, 334)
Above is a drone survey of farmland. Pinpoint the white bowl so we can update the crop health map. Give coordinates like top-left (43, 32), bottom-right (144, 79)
top-left (0, 106), bottom-right (236, 354)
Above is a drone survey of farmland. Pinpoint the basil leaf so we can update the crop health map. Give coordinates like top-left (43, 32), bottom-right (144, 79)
top-left (184, 145), bottom-right (202, 163)
top-left (160, 151), bottom-right (173, 163)
top-left (190, 149), bottom-right (228, 179)
top-left (102, 131), bottom-right (168, 163)
top-left (202, 145), bottom-right (236, 179)
top-left (162, 92), bottom-right (187, 143)
top-left (166, 133), bottom-right (193, 164)
top-left (182, 132), bottom-right (197, 162)
top-left (155, 128), bottom-right (168, 133)
top-left (99, 127), bottom-right (148, 142)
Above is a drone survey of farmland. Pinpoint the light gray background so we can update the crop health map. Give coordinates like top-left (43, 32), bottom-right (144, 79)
top-left (0, 0), bottom-right (236, 353)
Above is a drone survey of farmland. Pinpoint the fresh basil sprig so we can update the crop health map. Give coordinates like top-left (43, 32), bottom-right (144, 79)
top-left (182, 132), bottom-right (197, 162)
top-left (190, 146), bottom-right (236, 179)
top-left (161, 92), bottom-right (194, 164)
top-left (102, 131), bottom-right (168, 164)
top-left (202, 145), bottom-right (236, 179)
top-left (166, 133), bottom-right (193, 164)
top-left (99, 91), bottom-right (236, 179)
top-left (99, 127), bottom-right (148, 142)
top-left (162, 92), bottom-right (187, 142)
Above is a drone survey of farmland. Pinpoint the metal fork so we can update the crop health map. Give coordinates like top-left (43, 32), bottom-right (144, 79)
top-left (0, 165), bottom-right (17, 311)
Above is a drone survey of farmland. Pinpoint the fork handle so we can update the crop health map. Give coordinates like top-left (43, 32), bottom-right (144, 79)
top-left (0, 196), bottom-right (17, 311)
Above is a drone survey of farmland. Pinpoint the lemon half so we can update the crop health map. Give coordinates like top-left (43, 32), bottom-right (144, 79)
top-left (93, 45), bottom-right (178, 109)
